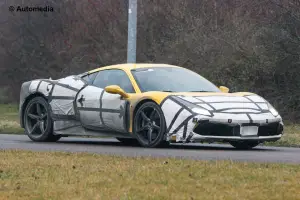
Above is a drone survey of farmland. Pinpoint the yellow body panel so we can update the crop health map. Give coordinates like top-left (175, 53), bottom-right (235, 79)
top-left (88, 63), bottom-right (181, 74)
top-left (86, 63), bottom-right (255, 133)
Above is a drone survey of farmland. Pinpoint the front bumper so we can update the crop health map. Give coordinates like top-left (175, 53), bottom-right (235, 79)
top-left (161, 94), bottom-right (284, 143)
top-left (191, 134), bottom-right (282, 143)
top-left (168, 117), bottom-right (284, 143)
top-left (193, 120), bottom-right (283, 136)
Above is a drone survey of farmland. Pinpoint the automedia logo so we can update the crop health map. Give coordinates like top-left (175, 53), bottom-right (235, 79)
top-left (9, 6), bottom-right (54, 12)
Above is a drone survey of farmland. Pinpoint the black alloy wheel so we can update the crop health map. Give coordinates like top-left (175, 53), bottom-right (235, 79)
top-left (23, 97), bottom-right (60, 142)
top-left (133, 102), bottom-right (168, 147)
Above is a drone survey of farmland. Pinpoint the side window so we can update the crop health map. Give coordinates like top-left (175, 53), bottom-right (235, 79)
top-left (92, 69), bottom-right (135, 93)
top-left (82, 72), bottom-right (98, 84)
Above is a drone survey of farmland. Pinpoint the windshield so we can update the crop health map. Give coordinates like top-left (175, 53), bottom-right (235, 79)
top-left (131, 67), bottom-right (220, 92)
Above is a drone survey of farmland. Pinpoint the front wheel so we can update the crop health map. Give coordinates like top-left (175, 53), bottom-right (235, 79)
top-left (133, 102), bottom-right (167, 148)
top-left (23, 96), bottom-right (61, 142)
top-left (229, 141), bottom-right (260, 150)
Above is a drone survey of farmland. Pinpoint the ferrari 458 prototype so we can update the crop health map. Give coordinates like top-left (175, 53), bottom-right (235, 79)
top-left (19, 64), bottom-right (283, 149)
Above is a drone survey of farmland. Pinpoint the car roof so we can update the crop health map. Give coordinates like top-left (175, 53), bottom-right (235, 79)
top-left (87, 63), bottom-right (182, 74)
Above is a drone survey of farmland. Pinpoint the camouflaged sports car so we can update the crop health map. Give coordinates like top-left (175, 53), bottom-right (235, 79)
top-left (19, 63), bottom-right (284, 149)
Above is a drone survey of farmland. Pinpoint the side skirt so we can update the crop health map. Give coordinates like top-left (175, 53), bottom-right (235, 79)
top-left (54, 126), bottom-right (134, 138)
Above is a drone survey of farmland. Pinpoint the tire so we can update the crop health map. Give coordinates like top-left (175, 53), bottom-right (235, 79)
top-left (23, 96), bottom-right (61, 142)
top-left (133, 101), bottom-right (168, 148)
top-left (229, 141), bottom-right (260, 150)
top-left (116, 137), bottom-right (139, 146)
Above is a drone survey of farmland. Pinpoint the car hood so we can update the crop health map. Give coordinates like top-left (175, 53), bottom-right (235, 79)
top-left (169, 91), bottom-right (254, 97)
top-left (164, 92), bottom-right (277, 116)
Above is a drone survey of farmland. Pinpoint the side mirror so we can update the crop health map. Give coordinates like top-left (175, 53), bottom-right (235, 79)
top-left (105, 85), bottom-right (129, 98)
top-left (219, 86), bottom-right (229, 93)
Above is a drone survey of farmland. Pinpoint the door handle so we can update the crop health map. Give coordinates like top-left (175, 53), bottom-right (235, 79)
top-left (78, 95), bottom-right (85, 106)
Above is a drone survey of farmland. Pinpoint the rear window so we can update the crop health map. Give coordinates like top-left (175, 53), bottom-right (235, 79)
top-left (82, 72), bottom-right (98, 84)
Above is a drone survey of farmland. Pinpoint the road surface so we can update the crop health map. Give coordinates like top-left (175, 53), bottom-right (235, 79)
top-left (0, 134), bottom-right (299, 163)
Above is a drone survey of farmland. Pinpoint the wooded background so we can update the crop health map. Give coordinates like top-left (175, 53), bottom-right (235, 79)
top-left (0, 0), bottom-right (299, 122)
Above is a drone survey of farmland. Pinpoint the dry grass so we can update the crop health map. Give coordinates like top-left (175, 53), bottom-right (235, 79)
top-left (0, 150), bottom-right (300, 200)
top-left (266, 124), bottom-right (300, 147)
top-left (0, 104), bottom-right (299, 147)
top-left (0, 104), bottom-right (23, 134)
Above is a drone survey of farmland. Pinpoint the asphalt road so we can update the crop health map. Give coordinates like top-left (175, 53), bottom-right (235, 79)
top-left (1, 134), bottom-right (300, 163)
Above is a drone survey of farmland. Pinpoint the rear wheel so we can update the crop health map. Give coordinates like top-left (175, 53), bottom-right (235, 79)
top-left (229, 141), bottom-right (260, 150)
top-left (133, 102), bottom-right (168, 148)
top-left (23, 96), bottom-right (61, 142)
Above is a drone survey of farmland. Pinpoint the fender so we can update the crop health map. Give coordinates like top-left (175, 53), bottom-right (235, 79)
top-left (19, 76), bottom-right (89, 128)
top-left (126, 92), bottom-right (170, 132)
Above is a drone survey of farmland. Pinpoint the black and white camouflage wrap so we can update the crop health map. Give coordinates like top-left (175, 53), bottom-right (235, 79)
top-left (19, 75), bottom-right (283, 143)
top-left (160, 94), bottom-right (283, 142)
top-left (19, 75), bottom-right (129, 137)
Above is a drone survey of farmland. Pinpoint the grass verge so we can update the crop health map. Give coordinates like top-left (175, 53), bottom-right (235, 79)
top-left (265, 124), bottom-right (300, 147)
top-left (1, 150), bottom-right (300, 200)
top-left (0, 104), bottom-right (23, 134)
top-left (0, 104), bottom-right (299, 147)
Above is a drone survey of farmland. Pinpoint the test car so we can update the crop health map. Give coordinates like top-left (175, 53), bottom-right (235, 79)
top-left (19, 63), bottom-right (283, 149)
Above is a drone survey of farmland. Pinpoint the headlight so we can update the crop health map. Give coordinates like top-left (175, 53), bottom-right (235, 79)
top-left (267, 102), bottom-right (279, 117)
top-left (192, 107), bottom-right (212, 116)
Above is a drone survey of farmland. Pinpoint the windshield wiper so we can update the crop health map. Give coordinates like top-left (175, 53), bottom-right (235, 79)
top-left (162, 90), bottom-right (174, 92)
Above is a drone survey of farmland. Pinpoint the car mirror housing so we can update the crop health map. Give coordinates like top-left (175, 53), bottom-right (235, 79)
top-left (105, 85), bottom-right (129, 98)
top-left (219, 86), bottom-right (229, 93)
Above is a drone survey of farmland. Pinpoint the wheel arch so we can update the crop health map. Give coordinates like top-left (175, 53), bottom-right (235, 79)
top-left (128, 98), bottom-right (155, 133)
top-left (129, 97), bottom-right (167, 133)
top-left (133, 99), bottom-right (157, 117)
top-left (20, 92), bottom-right (48, 128)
